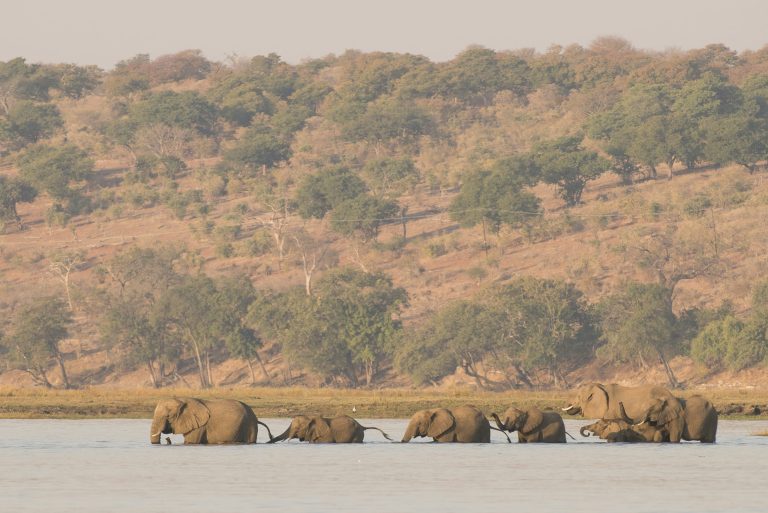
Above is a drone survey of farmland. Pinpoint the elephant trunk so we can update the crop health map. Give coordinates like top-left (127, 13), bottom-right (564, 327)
top-left (150, 416), bottom-right (165, 444)
top-left (268, 427), bottom-right (291, 444)
top-left (401, 420), bottom-right (418, 443)
top-left (580, 426), bottom-right (592, 437)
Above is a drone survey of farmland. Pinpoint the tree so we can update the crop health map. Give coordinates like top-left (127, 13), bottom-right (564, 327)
top-left (4, 297), bottom-right (73, 388)
top-left (597, 282), bottom-right (681, 387)
top-left (17, 143), bottom-right (93, 202)
top-left (224, 124), bottom-right (291, 175)
top-left (2, 101), bottom-right (63, 148)
top-left (362, 157), bottom-right (419, 199)
top-left (0, 58), bottom-right (59, 114)
top-left (291, 229), bottom-right (333, 296)
top-left (397, 300), bottom-right (505, 388)
top-left (0, 175), bottom-right (37, 230)
top-left (490, 277), bottom-right (595, 387)
top-left (296, 166), bottom-right (367, 219)
top-left (532, 135), bottom-right (609, 206)
top-left (251, 179), bottom-right (296, 268)
top-left (272, 268), bottom-right (406, 386)
top-left (130, 91), bottom-right (218, 136)
top-left (702, 113), bottom-right (767, 173)
top-left (104, 54), bottom-right (150, 98)
top-left (149, 49), bottom-right (211, 84)
top-left (450, 156), bottom-right (541, 247)
top-left (54, 64), bottom-right (101, 99)
top-left (156, 275), bottom-right (221, 388)
top-left (216, 277), bottom-right (270, 385)
top-left (330, 194), bottom-right (399, 243)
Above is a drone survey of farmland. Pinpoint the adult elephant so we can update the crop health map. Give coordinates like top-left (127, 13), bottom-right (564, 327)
top-left (491, 407), bottom-right (566, 443)
top-left (269, 415), bottom-right (393, 443)
top-left (562, 383), bottom-right (675, 423)
top-left (149, 398), bottom-right (274, 444)
top-left (401, 405), bottom-right (490, 443)
top-left (640, 394), bottom-right (718, 443)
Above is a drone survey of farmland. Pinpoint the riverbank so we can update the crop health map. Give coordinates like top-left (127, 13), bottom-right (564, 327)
top-left (2, 386), bottom-right (768, 419)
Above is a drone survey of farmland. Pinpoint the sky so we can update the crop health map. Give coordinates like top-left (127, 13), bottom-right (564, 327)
top-left (2, 0), bottom-right (768, 68)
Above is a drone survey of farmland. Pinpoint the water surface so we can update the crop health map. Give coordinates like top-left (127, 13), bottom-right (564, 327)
top-left (1, 418), bottom-right (766, 513)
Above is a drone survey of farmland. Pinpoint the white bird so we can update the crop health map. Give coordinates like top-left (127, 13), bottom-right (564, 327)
top-left (352, 406), bottom-right (357, 413)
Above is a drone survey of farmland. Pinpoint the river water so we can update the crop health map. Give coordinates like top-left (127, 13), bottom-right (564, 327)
top-left (1, 418), bottom-right (767, 513)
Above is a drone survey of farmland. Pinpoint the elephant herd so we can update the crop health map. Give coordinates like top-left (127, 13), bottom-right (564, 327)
top-left (149, 383), bottom-right (718, 445)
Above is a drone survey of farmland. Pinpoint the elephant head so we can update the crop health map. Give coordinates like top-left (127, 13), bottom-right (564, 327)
top-left (639, 397), bottom-right (684, 442)
top-left (492, 407), bottom-right (543, 434)
top-left (150, 398), bottom-right (211, 444)
top-left (563, 383), bottom-right (609, 418)
top-left (401, 408), bottom-right (455, 442)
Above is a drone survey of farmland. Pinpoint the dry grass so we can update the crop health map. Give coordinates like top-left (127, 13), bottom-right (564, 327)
top-left (2, 386), bottom-right (768, 419)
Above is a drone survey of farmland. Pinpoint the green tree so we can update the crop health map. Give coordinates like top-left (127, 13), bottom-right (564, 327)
top-left (271, 268), bottom-right (406, 386)
top-left (296, 166), bottom-right (367, 219)
top-left (2, 101), bottom-right (63, 148)
top-left (491, 277), bottom-right (595, 388)
top-left (130, 90), bottom-right (218, 136)
top-left (702, 113), bottom-right (767, 173)
top-left (450, 156), bottom-right (541, 245)
top-left (597, 282), bottom-right (681, 387)
top-left (330, 194), bottom-right (399, 242)
top-left (4, 297), bottom-right (73, 388)
top-left (0, 175), bottom-right (37, 230)
top-left (17, 143), bottom-right (93, 204)
top-left (532, 135), bottom-right (608, 206)
top-left (223, 124), bottom-right (291, 175)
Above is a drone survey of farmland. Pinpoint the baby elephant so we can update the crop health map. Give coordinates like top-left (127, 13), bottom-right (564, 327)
top-left (580, 419), bottom-right (667, 443)
top-left (269, 415), bottom-right (393, 443)
top-left (491, 407), bottom-right (566, 443)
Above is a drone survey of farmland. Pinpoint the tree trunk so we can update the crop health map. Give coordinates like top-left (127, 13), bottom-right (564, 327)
top-left (253, 351), bottom-right (271, 383)
top-left (657, 348), bottom-right (680, 389)
top-left (205, 351), bottom-right (213, 388)
top-left (146, 360), bottom-right (159, 388)
top-left (55, 353), bottom-right (70, 389)
top-left (246, 359), bottom-right (257, 385)
top-left (190, 338), bottom-right (208, 388)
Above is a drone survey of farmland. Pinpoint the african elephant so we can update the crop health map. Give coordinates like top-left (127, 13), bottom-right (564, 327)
top-left (563, 383), bottom-right (675, 422)
top-left (491, 407), bottom-right (566, 443)
top-left (579, 418), bottom-right (667, 442)
top-left (640, 394), bottom-right (718, 443)
top-left (268, 415), bottom-right (393, 443)
top-left (149, 398), bottom-right (274, 444)
top-left (401, 405), bottom-right (490, 443)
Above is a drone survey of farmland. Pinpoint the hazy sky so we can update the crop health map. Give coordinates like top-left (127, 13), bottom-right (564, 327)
top-left (3, 0), bottom-right (767, 68)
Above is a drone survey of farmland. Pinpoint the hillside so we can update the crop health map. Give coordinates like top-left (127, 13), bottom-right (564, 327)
top-left (3, 43), bottom-right (768, 390)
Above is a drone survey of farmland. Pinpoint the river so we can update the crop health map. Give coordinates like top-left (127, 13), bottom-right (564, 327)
top-left (0, 418), bottom-right (766, 513)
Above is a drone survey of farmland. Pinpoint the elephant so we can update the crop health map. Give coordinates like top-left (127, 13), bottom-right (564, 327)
top-left (639, 394), bottom-right (718, 443)
top-left (149, 397), bottom-right (274, 444)
top-left (579, 418), bottom-right (667, 442)
top-left (401, 405), bottom-right (491, 443)
top-left (268, 415), bottom-right (393, 443)
top-left (491, 407), bottom-right (566, 443)
top-left (562, 383), bottom-right (675, 423)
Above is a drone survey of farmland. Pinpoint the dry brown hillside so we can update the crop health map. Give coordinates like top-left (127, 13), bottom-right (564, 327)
top-left (2, 155), bottom-right (768, 389)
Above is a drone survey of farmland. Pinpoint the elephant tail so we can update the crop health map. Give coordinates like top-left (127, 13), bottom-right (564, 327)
top-left (490, 426), bottom-right (512, 443)
top-left (362, 426), bottom-right (394, 442)
top-left (565, 431), bottom-right (576, 441)
top-left (257, 420), bottom-right (275, 442)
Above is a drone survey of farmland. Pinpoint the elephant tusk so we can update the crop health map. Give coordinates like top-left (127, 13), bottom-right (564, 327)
top-left (151, 431), bottom-right (163, 437)
top-left (562, 405), bottom-right (574, 411)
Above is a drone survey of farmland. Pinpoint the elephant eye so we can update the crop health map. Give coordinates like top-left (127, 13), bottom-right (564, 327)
top-left (587, 394), bottom-right (593, 400)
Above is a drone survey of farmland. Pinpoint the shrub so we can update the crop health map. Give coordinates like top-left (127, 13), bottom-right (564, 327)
top-left (683, 193), bottom-right (712, 218)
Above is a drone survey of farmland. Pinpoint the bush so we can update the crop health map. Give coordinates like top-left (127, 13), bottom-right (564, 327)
top-left (246, 231), bottom-right (273, 256)
top-left (691, 316), bottom-right (742, 370)
top-left (424, 242), bottom-right (447, 258)
top-left (683, 193), bottom-right (712, 218)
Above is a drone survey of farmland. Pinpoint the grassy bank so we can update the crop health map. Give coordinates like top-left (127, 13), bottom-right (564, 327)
top-left (2, 387), bottom-right (768, 419)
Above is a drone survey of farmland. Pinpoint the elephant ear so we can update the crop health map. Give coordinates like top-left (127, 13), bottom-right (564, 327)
top-left (173, 398), bottom-right (210, 435)
top-left (427, 409), bottom-right (455, 440)
top-left (521, 408), bottom-right (544, 434)
top-left (583, 384), bottom-right (609, 419)
top-left (307, 417), bottom-right (332, 442)
top-left (655, 398), bottom-right (683, 426)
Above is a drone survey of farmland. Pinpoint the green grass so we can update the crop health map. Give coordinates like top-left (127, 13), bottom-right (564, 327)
top-left (1, 386), bottom-right (768, 419)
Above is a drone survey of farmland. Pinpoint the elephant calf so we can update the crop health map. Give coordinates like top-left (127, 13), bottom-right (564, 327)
top-left (491, 407), bottom-right (566, 443)
top-left (269, 415), bottom-right (393, 443)
top-left (579, 419), bottom-right (667, 443)
top-left (150, 397), bottom-right (274, 444)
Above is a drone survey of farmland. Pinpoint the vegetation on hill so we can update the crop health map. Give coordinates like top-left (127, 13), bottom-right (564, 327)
top-left (2, 40), bottom-right (768, 389)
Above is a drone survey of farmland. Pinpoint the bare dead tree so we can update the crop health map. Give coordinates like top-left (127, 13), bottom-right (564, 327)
top-left (292, 230), bottom-right (332, 296)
